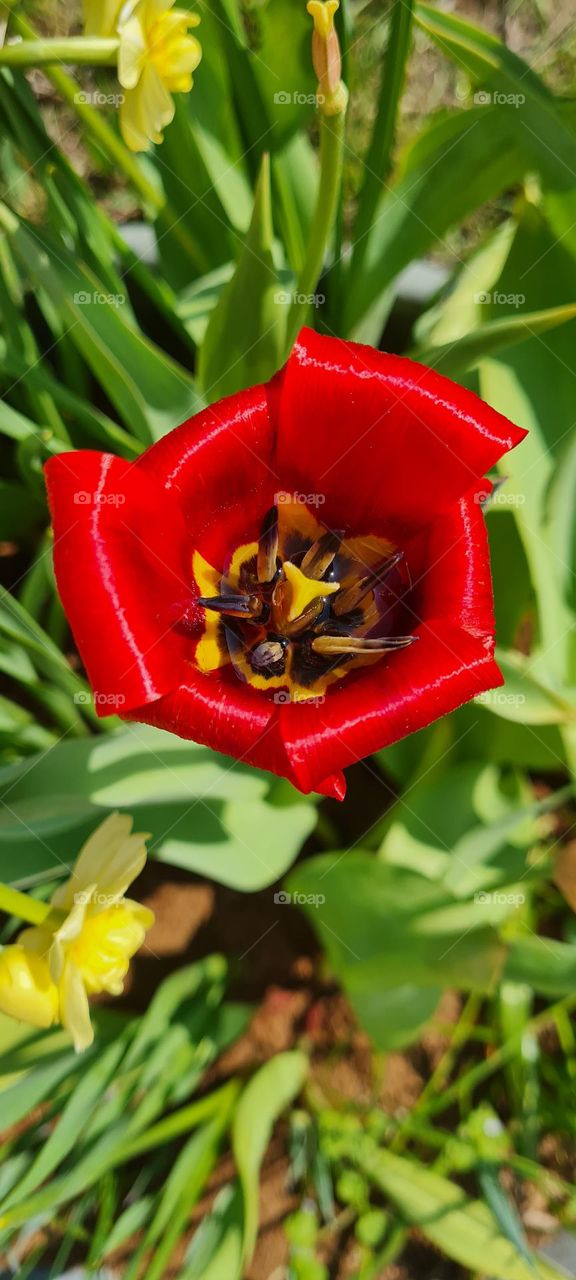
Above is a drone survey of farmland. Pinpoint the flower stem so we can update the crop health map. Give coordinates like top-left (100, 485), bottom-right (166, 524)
top-left (0, 37), bottom-right (119, 67)
top-left (284, 108), bottom-right (346, 353)
top-left (0, 882), bottom-right (53, 927)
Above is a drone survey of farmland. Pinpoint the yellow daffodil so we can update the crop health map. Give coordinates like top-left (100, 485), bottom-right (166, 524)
top-left (113, 0), bottom-right (202, 151)
top-left (0, 814), bottom-right (153, 1052)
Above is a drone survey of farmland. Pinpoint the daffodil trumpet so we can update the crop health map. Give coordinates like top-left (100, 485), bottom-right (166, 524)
top-left (0, 814), bottom-right (153, 1052)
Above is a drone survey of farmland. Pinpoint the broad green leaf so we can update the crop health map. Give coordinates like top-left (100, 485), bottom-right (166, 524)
top-left (233, 1051), bottom-right (308, 1263)
top-left (199, 154), bottom-right (285, 401)
top-left (505, 936), bottom-right (576, 996)
top-left (345, 105), bottom-right (527, 334)
top-left (358, 1144), bottom-right (567, 1280)
top-left (477, 649), bottom-right (575, 725)
top-left (287, 854), bottom-right (506, 1046)
top-left (0, 726), bottom-right (316, 890)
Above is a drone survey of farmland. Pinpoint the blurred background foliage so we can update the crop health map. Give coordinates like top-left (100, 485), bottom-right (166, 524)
top-left (0, 0), bottom-right (576, 1276)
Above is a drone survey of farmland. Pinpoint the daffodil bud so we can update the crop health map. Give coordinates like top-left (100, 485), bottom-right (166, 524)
top-left (0, 945), bottom-right (59, 1029)
top-left (306, 0), bottom-right (348, 117)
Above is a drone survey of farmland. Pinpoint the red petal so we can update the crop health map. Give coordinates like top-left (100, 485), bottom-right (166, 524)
top-left (45, 451), bottom-right (191, 713)
top-left (135, 385), bottom-right (277, 567)
top-left (406, 486), bottom-right (496, 638)
top-left (280, 625), bottom-right (502, 793)
top-left (274, 329), bottom-right (527, 539)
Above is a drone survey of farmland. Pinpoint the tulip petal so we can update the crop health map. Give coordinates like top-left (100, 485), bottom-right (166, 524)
top-left (274, 328), bottom-right (527, 539)
top-left (45, 450), bottom-right (192, 713)
top-left (135, 384), bottom-right (277, 568)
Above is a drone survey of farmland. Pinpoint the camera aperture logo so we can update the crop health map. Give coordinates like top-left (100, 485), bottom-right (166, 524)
top-left (274, 890), bottom-right (325, 908)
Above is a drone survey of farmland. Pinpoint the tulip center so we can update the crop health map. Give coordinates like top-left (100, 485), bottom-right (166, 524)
top-left (193, 499), bottom-right (415, 701)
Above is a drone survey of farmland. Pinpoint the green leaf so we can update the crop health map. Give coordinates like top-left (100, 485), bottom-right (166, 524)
top-left (477, 649), bottom-right (575, 725)
top-left (180, 1183), bottom-right (244, 1280)
top-left (352, 0), bottom-right (414, 249)
top-left (415, 303), bottom-right (576, 376)
top-left (233, 1051), bottom-right (308, 1264)
top-left (0, 726), bottom-right (316, 890)
top-left (414, 2), bottom-right (576, 256)
top-left (358, 1144), bottom-right (567, 1280)
top-left (344, 105), bottom-right (527, 334)
top-left (505, 936), bottom-right (576, 996)
top-left (0, 202), bottom-right (202, 443)
top-left (199, 154), bottom-right (285, 401)
top-left (287, 853), bottom-right (505, 1047)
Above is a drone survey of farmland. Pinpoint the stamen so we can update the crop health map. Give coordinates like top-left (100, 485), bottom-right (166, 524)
top-left (312, 634), bottom-right (416, 656)
top-left (250, 638), bottom-right (287, 673)
top-left (257, 505), bottom-right (279, 584)
top-left (300, 530), bottom-right (341, 579)
top-left (333, 550), bottom-right (404, 616)
top-left (197, 593), bottom-right (263, 619)
top-left (283, 561), bottom-right (340, 623)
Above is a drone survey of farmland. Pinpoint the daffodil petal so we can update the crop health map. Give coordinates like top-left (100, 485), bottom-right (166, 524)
top-left (60, 962), bottom-right (94, 1053)
top-left (84, 0), bottom-right (124, 37)
top-left (53, 813), bottom-right (148, 911)
top-left (120, 65), bottom-right (175, 150)
top-left (118, 11), bottom-right (147, 88)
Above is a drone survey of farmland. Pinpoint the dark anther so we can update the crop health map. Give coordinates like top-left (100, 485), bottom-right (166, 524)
top-left (300, 530), bottom-right (341, 579)
top-left (197, 593), bottom-right (263, 619)
top-left (333, 550), bottom-right (405, 616)
top-left (250, 637), bottom-right (287, 676)
top-left (257, 505), bottom-right (280, 584)
top-left (312, 633), bottom-right (416, 656)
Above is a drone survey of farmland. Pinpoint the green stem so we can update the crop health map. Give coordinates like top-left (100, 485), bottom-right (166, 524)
top-left (0, 37), bottom-right (118, 67)
top-left (285, 108), bottom-right (346, 353)
top-left (0, 883), bottom-right (54, 927)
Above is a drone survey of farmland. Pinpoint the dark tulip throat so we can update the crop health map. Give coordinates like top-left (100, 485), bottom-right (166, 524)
top-left (192, 499), bottom-right (415, 702)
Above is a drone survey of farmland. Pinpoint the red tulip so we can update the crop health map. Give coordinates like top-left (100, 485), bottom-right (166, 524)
top-left (45, 329), bottom-right (526, 801)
